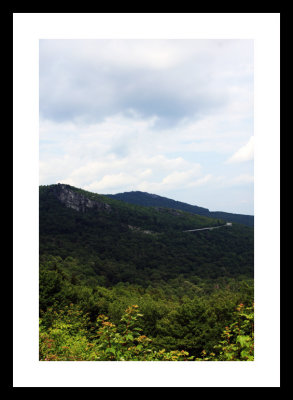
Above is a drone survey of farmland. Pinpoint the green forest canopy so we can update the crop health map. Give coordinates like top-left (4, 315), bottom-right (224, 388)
top-left (39, 184), bottom-right (254, 361)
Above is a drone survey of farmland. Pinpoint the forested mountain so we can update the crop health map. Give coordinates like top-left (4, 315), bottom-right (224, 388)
top-left (39, 183), bottom-right (254, 361)
top-left (106, 191), bottom-right (254, 227)
top-left (40, 183), bottom-right (253, 286)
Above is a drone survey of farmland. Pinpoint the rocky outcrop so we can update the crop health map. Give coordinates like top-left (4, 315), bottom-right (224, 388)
top-left (51, 184), bottom-right (111, 213)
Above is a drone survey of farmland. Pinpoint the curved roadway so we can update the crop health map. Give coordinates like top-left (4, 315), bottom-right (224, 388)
top-left (183, 222), bottom-right (232, 232)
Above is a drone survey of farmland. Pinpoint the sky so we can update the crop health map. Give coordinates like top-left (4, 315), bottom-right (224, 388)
top-left (39, 39), bottom-right (254, 215)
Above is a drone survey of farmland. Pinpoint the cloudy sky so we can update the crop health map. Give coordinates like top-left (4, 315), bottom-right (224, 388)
top-left (39, 39), bottom-right (254, 214)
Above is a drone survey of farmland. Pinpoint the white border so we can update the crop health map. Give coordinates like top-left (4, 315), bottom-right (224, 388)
top-left (13, 13), bottom-right (280, 387)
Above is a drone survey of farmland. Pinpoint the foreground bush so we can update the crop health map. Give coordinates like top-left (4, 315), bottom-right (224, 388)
top-left (39, 304), bottom-right (193, 361)
top-left (196, 303), bottom-right (254, 361)
top-left (40, 303), bottom-right (253, 361)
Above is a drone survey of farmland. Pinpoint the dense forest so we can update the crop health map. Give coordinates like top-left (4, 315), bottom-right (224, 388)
top-left (106, 191), bottom-right (254, 227)
top-left (39, 184), bottom-right (254, 361)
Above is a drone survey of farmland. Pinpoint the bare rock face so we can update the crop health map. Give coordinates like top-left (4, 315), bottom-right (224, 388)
top-left (51, 184), bottom-right (111, 213)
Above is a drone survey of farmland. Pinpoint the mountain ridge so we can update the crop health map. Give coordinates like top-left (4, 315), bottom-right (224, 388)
top-left (105, 191), bottom-right (254, 227)
top-left (39, 184), bottom-right (254, 287)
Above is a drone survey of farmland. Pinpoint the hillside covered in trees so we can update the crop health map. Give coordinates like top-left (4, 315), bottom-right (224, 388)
top-left (39, 184), bottom-right (254, 361)
top-left (106, 191), bottom-right (254, 227)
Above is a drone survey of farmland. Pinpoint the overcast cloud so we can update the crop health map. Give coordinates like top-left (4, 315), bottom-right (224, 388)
top-left (39, 39), bottom-right (254, 214)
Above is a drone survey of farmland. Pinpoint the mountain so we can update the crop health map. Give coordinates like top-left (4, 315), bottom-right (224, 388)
top-left (39, 183), bottom-right (254, 359)
top-left (39, 184), bottom-right (254, 287)
top-left (105, 191), bottom-right (254, 227)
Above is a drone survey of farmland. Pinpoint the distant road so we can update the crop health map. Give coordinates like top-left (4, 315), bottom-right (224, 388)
top-left (183, 223), bottom-right (232, 232)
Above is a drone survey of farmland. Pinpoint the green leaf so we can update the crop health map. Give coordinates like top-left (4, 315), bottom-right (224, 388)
top-left (105, 347), bottom-right (116, 355)
top-left (236, 335), bottom-right (250, 347)
top-left (126, 334), bottom-right (134, 341)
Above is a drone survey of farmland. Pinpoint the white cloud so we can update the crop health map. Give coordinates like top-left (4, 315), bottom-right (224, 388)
top-left (226, 136), bottom-right (254, 164)
top-left (39, 39), bottom-right (254, 213)
top-left (83, 173), bottom-right (138, 192)
top-left (216, 174), bottom-right (254, 188)
top-left (230, 174), bottom-right (254, 185)
top-left (188, 174), bottom-right (213, 187)
top-left (59, 156), bottom-right (203, 194)
top-left (136, 169), bottom-right (209, 194)
top-left (39, 111), bottom-right (253, 197)
top-left (39, 39), bottom-right (253, 126)
top-left (162, 169), bottom-right (201, 186)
